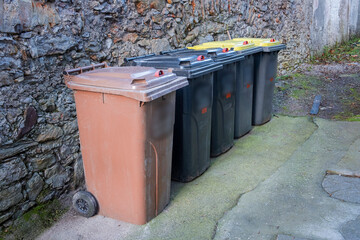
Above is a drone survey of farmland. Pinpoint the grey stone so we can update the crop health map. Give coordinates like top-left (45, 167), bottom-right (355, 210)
top-left (85, 41), bottom-right (102, 53)
top-left (0, 37), bottom-right (15, 43)
top-left (341, 216), bottom-right (360, 240)
top-left (13, 201), bottom-right (36, 219)
top-left (26, 173), bottom-right (44, 201)
top-left (0, 141), bottom-right (38, 161)
top-left (29, 35), bottom-right (79, 58)
top-left (0, 0), bottom-right (60, 33)
top-left (63, 120), bottom-right (78, 135)
top-left (0, 157), bottom-right (28, 187)
top-left (45, 112), bottom-right (63, 124)
top-left (82, 32), bottom-right (90, 38)
top-left (15, 76), bottom-right (24, 83)
top-left (77, 59), bottom-right (91, 67)
top-left (38, 140), bottom-right (63, 153)
top-left (184, 27), bottom-right (200, 43)
top-left (28, 153), bottom-right (56, 171)
top-left (322, 174), bottom-right (360, 204)
top-left (6, 109), bottom-right (21, 124)
top-left (94, 3), bottom-right (105, 11)
top-left (45, 164), bottom-right (70, 189)
top-left (0, 183), bottom-right (23, 212)
top-left (61, 152), bottom-right (78, 166)
top-left (0, 210), bottom-right (14, 225)
top-left (0, 57), bottom-right (21, 70)
top-left (36, 125), bottom-right (63, 143)
top-left (0, 71), bottom-right (13, 87)
top-left (22, 97), bottom-right (33, 104)
top-left (150, 38), bottom-right (171, 54)
top-left (40, 96), bottom-right (57, 112)
top-left (36, 189), bottom-right (55, 203)
top-left (277, 235), bottom-right (310, 240)
top-left (105, 38), bottom-right (113, 49)
top-left (260, 5), bottom-right (268, 12)
top-left (3, 219), bottom-right (13, 228)
top-left (137, 39), bottom-right (150, 47)
top-left (59, 145), bottom-right (71, 160)
top-left (20, 32), bottom-right (32, 39)
top-left (198, 35), bottom-right (215, 44)
top-left (74, 156), bottom-right (84, 188)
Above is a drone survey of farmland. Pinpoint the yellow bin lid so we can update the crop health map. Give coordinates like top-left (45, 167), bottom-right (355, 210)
top-left (188, 41), bottom-right (257, 51)
top-left (228, 38), bottom-right (282, 47)
top-left (187, 44), bottom-right (222, 50)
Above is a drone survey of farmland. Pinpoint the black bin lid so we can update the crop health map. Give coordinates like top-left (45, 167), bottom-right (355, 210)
top-left (125, 54), bottom-right (223, 79)
top-left (161, 48), bottom-right (245, 65)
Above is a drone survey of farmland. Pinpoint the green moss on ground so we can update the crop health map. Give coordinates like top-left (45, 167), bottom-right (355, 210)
top-left (123, 117), bottom-right (317, 240)
top-left (276, 72), bottom-right (322, 99)
top-left (0, 200), bottom-right (68, 240)
top-left (333, 88), bottom-right (360, 121)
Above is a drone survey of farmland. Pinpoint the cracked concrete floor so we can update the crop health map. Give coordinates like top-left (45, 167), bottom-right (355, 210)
top-left (38, 116), bottom-right (360, 240)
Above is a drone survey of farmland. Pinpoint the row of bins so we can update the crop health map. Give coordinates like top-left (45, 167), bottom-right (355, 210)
top-left (64, 38), bottom-right (286, 225)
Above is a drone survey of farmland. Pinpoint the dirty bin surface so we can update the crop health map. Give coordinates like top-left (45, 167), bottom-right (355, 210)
top-left (65, 66), bottom-right (188, 225)
top-left (125, 54), bottom-right (222, 182)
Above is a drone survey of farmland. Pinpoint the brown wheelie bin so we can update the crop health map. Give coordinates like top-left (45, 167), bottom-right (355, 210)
top-left (64, 63), bottom-right (188, 225)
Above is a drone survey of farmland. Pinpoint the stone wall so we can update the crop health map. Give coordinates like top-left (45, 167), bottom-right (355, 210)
top-left (0, 0), bottom-right (359, 228)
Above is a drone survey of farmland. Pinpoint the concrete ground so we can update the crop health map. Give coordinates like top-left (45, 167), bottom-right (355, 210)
top-left (37, 116), bottom-right (360, 240)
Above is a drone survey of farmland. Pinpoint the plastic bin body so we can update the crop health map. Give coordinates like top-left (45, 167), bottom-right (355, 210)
top-left (234, 52), bottom-right (255, 137)
top-left (194, 42), bottom-right (262, 137)
top-left (161, 49), bottom-right (243, 156)
top-left (75, 91), bottom-right (174, 224)
top-left (229, 38), bottom-right (286, 125)
top-left (232, 46), bottom-right (263, 137)
top-left (65, 66), bottom-right (188, 224)
top-left (172, 74), bottom-right (213, 182)
top-left (125, 55), bottom-right (221, 182)
top-left (252, 50), bottom-right (278, 125)
top-left (210, 61), bottom-right (236, 156)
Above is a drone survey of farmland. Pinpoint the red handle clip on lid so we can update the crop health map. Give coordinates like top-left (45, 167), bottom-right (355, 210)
top-left (270, 38), bottom-right (276, 42)
top-left (222, 48), bottom-right (229, 53)
top-left (155, 70), bottom-right (164, 77)
top-left (243, 41), bottom-right (249, 45)
top-left (197, 55), bottom-right (205, 61)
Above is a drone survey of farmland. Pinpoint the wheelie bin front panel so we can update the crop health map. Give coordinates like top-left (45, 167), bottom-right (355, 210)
top-left (190, 41), bottom-right (263, 137)
top-left (230, 38), bottom-right (286, 125)
top-left (228, 42), bottom-right (262, 137)
top-left (65, 65), bottom-right (188, 224)
top-left (125, 55), bottom-right (222, 182)
top-left (162, 48), bottom-right (244, 156)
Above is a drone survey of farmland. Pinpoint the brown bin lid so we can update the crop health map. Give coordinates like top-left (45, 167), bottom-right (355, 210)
top-left (65, 66), bottom-right (188, 102)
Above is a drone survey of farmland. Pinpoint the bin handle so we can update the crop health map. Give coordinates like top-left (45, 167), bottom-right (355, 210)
top-left (155, 70), bottom-right (164, 77)
top-left (197, 55), bottom-right (205, 61)
top-left (63, 62), bottom-right (109, 76)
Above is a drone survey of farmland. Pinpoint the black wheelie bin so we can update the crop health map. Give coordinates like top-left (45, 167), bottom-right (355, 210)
top-left (161, 48), bottom-right (244, 156)
top-left (230, 38), bottom-right (286, 125)
top-left (125, 54), bottom-right (222, 182)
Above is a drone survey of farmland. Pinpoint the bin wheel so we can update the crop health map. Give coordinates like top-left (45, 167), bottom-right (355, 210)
top-left (72, 191), bottom-right (98, 218)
